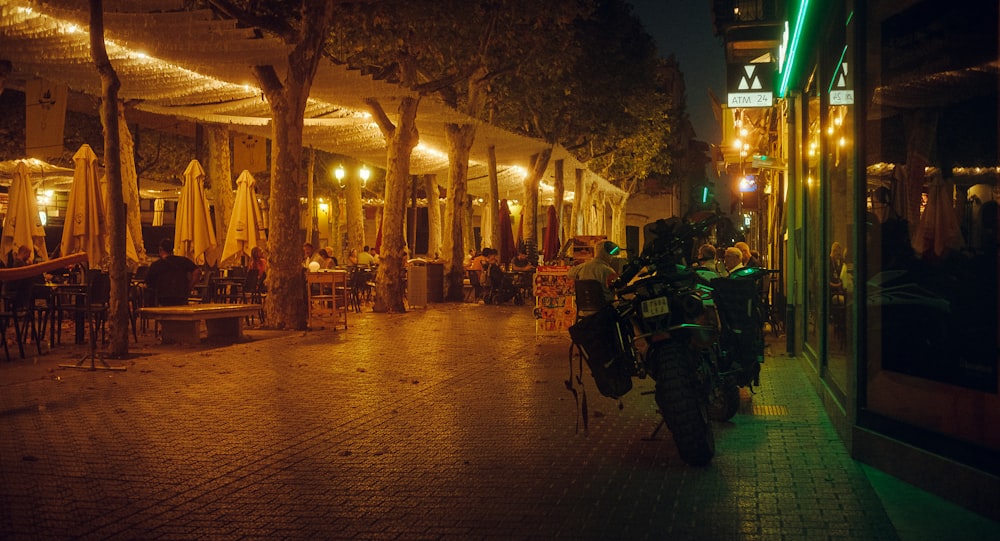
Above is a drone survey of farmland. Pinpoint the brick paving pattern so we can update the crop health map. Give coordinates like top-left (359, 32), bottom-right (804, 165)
top-left (0, 304), bottom-right (898, 540)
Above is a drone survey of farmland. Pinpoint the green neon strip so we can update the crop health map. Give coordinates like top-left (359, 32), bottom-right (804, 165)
top-left (778, 0), bottom-right (812, 98)
top-left (702, 186), bottom-right (709, 204)
top-left (827, 45), bottom-right (848, 94)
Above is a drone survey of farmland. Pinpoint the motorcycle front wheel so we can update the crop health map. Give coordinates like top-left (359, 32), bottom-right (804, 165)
top-left (651, 342), bottom-right (715, 466)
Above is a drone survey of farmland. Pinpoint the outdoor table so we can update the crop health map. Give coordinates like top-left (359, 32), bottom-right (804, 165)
top-left (306, 270), bottom-right (348, 329)
top-left (212, 276), bottom-right (245, 303)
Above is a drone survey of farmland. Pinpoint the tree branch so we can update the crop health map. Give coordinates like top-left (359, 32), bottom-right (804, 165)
top-left (363, 97), bottom-right (395, 139)
top-left (206, 0), bottom-right (297, 42)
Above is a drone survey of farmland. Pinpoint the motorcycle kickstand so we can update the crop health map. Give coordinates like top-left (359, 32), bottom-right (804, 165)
top-left (644, 420), bottom-right (666, 441)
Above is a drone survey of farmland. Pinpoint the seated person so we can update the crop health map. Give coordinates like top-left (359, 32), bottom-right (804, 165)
top-left (302, 242), bottom-right (323, 269)
top-left (357, 245), bottom-right (376, 268)
top-left (144, 238), bottom-right (202, 306)
top-left (319, 247), bottom-right (338, 269)
top-left (468, 249), bottom-right (488, 272)
top-left (3, 245), bottom-right (42, 308)
top-left (567, 241), bottom-right (620, 302)
top-left (510, 248), bottom-right (535, 272)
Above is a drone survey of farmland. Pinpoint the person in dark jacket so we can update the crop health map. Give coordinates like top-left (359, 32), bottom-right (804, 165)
top-left (144, 238), bottom-right (201, 306)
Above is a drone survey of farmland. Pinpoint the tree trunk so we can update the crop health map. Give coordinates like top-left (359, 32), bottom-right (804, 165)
top-left (424, 174), bottom-right (441, 258)
top-left (346, 170), bottom-right (364, 255)
top-left (365, 96), bottom-right (419, 313)
top-left (89, 0), bottom-right (128, 358)
top-left (251, 1), bottom-right (335, 330)
top-left (260, 77), bottom-right (308, 329)
top-left (443, 123), bottom-right (474, 301)
top-left (570, 168), bottom-right (584, 237)
top-left (486, 145), bottom-right (500, 251)
top-left (610, 193), bottom-right (628, 247)
top-left (522, 148), bottom-right (552, 254)
top-left (207, 125), bottom-right (234, 260)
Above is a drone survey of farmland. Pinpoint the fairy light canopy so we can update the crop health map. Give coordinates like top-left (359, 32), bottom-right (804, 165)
top-left (0, 0), bottom-right (626, 205)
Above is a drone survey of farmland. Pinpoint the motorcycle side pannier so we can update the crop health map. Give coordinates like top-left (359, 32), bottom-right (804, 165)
top-left (569, 305), bottom-right (633, 398)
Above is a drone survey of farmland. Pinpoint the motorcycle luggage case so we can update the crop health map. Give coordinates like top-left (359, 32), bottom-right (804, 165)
top-left (569, 305), bottom-right (633, 398)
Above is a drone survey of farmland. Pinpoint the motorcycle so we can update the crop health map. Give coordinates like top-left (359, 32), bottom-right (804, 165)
top-left (568, 214), bottom-right (768, 466)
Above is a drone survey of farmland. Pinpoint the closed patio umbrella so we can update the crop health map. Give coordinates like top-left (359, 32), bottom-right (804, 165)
top-left (219, 170), bottom-right (265, 268)
top-left (174, 160), bottom-right (217, 265)
top-left (61, 144), bottom-right (106, 268)
top-left (99, 173), bottom-right (140, 265)
top-left (498, 199), bottom-right (516, 265)
top-left (1, 161), bottom-right (48, 263)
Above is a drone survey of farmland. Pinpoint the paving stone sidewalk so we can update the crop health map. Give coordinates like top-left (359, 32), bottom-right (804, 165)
top-left (0, 303), bottom-right (898, 540)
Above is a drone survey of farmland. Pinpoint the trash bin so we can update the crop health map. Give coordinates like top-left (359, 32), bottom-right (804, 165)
top-left (408, 261), bottom-right (428, 307)
top-left (426, 262), bottom-right (444, 302)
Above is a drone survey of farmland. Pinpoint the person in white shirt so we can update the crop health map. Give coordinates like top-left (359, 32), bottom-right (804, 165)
top-left (357, 245), bottom-right (376, 267)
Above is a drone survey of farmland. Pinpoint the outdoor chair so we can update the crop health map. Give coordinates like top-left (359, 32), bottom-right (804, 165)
top-left (188, 268), bottom-right (217, 304)
top-left (0, 278), bottom-right (42, 360)
top-left (239, 268), bottom-right (265, 324)
top-left (51, 269), bottom-right (111, 367)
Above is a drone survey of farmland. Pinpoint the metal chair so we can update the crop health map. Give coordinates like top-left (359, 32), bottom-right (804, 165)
top-left (0, 278), bottom-right (42, 360)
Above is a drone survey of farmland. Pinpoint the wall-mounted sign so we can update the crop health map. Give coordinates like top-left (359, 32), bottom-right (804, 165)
top-left (829, 61), bottom-right (854, 105)
top-left (727, 63), bottom-right (774, 108)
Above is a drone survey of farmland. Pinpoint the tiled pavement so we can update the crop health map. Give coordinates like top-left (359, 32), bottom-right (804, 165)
top-left (0, 302), bottom-right (963, 540)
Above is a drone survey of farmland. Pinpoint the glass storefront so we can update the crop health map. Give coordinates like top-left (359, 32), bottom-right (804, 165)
top-left (861, 0), bottom-right (999, 458)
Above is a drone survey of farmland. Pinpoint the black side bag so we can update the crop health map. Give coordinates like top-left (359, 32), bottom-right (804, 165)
top-left (569, 305), bottom-right (633, 398)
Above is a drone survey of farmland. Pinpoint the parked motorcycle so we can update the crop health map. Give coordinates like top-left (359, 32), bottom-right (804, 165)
top-left (568, 214), bottom-right (767, 466)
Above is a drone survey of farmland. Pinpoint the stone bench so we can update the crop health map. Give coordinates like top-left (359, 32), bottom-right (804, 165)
top-left (139, 303), bottom-right (261, 345)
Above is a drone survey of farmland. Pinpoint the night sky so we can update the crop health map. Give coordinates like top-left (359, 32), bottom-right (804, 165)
top-left (628, 0), bottom-right (726, 144)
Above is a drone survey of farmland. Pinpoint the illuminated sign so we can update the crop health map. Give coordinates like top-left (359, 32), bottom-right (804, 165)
top-left (727, 63), bottom-right (774, 108)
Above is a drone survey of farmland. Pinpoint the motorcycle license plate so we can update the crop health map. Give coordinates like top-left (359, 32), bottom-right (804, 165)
top-left (641, 297), bottom-right (670, 317)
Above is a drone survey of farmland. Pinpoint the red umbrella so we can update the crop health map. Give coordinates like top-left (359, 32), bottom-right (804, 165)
top-left (543, 204), bottom-right (560, 262)
top-left (498, 199), bottom-right (516, 265)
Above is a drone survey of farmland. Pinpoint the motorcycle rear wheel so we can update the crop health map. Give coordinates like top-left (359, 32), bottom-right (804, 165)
top-left (652, 342), bottom-right (715, 466)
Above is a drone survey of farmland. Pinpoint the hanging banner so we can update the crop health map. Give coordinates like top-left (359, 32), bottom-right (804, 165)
top-left (24, 78), bottom-right (68, 159)
top-left (232, 133), bottom-right (267, 174)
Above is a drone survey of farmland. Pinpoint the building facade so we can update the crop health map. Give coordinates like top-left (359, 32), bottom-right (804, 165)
top-left (713, 0), bottom-right (999, 520)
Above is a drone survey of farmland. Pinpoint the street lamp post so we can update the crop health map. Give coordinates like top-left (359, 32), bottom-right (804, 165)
top-left (334, 163), bottom-right (372, 260)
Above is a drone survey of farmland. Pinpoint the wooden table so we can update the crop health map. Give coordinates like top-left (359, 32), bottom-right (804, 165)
top-left (306, 270), bottom-right (348, 329)
top-left (139, 303), bottom-right (261, 344)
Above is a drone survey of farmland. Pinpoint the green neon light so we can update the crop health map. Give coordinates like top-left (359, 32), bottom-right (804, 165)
top-left (701, 186), bottom-right (709, 204)
top-left (778, 0), bottom-right (812, 98)
top-left (827, 45), bottom-right (848, 94)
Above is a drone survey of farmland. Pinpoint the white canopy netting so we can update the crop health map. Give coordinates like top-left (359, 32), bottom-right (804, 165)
top-left (0, 0), bottom-right (626, 205)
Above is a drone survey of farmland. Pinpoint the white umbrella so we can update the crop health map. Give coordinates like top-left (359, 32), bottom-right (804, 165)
top-left (61, 144), bottom-right (106, 268)
top-left (1, 161), bottom-right (48, 263)
top-left (99, 174), bottom-right (140, 264)
top-left (174, 159), bottom-right (217, 265)
top-left (219, 170), bottom-right (266, 268)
